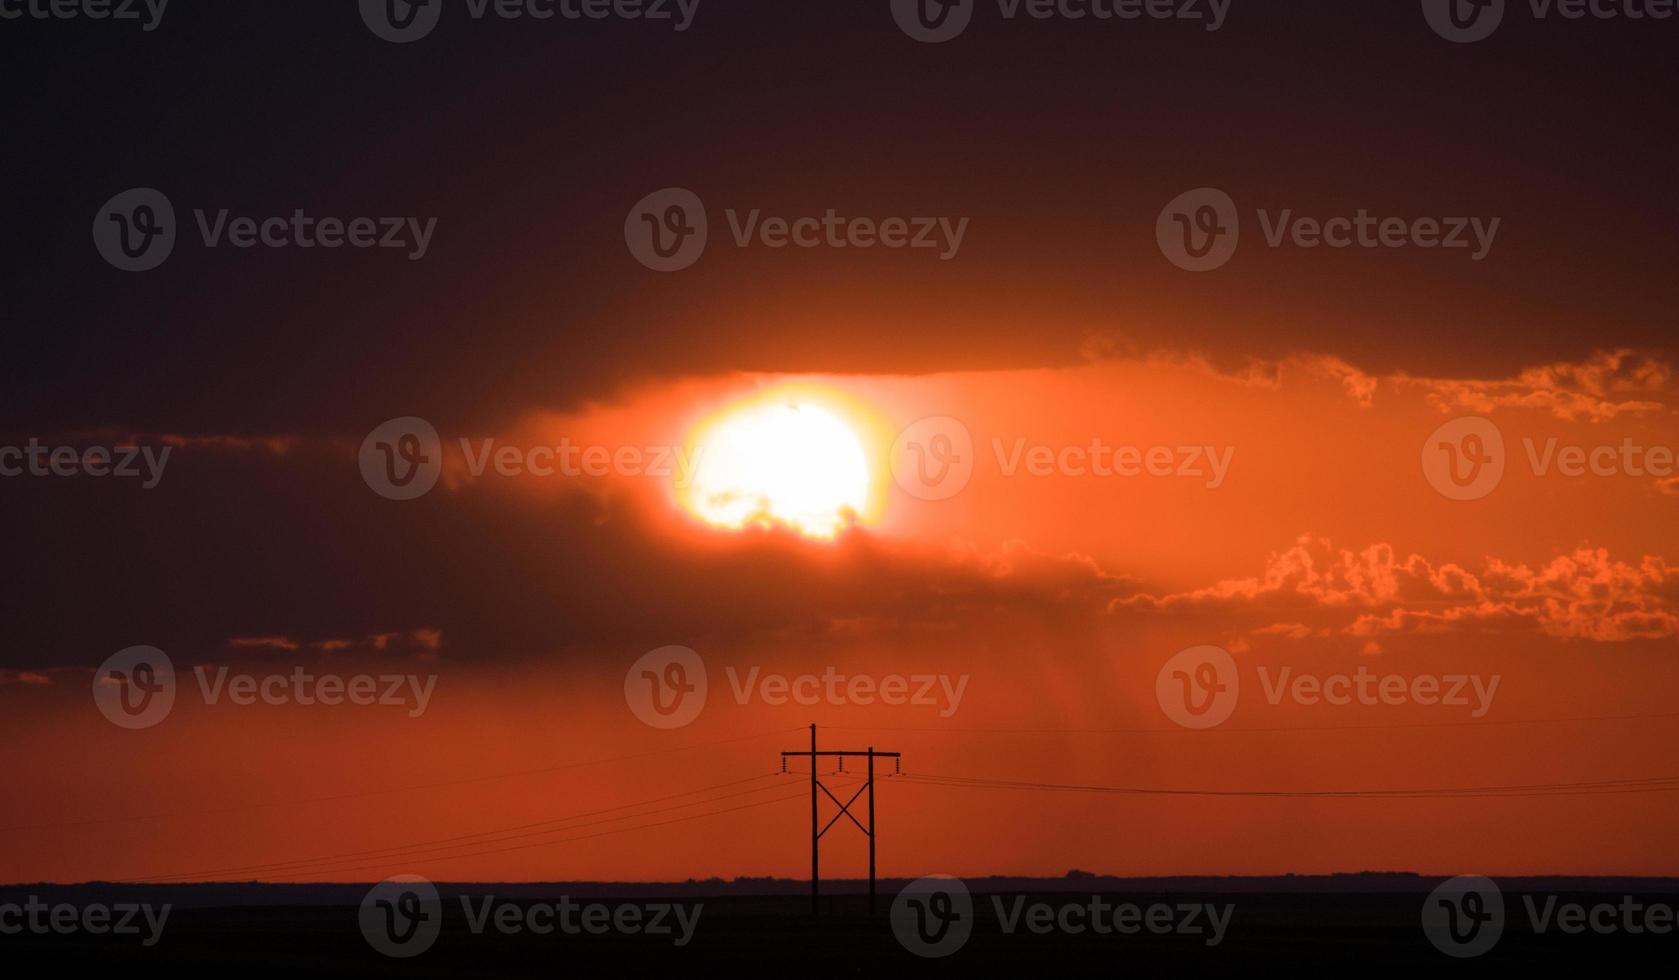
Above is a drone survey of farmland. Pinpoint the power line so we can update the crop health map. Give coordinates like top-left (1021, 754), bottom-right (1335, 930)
top-left (895, 771), bottom-right (1679, 800)
top-left (825, 711), bottom-right (1679, 736)
top-left (95, 763), bottom-right (1679, 884)
top-left (5, 726), bottom-right (803, 834)
top-left (243, 791), bottom-right (810, 883)
top-left (135, 772), bottom-right (874, 884)
top-left (131, 773), bottom-right (789, 883)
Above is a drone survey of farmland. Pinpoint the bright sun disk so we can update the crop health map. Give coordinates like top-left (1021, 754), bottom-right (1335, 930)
top-left (682, 399), bottom-right (872, 540)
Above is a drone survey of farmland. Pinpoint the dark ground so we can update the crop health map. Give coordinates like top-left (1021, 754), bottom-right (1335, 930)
top-left (3, 876), bottom-right (1676, 975)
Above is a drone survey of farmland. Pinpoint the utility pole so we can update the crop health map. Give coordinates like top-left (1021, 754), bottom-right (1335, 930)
top-left (810, 723), bottom-right (817, 915)
top-left (867, 745), bottom-right (875, 908)
top-left (780, 724), bottom-right (901, 915)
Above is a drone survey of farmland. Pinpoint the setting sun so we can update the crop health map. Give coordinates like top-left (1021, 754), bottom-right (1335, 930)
top-left (681, 397), bottom-right (872, 540)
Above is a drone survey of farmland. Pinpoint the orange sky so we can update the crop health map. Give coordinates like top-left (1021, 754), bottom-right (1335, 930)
top-left (4, 348), bottom-right (1677, 883)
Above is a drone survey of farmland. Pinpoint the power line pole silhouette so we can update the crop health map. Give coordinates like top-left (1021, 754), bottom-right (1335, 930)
top-left (780, 724), bottom-right (901, 915)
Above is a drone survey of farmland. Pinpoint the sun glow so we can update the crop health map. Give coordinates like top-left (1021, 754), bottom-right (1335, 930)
top-left (681, 395), bottom-right (874, 540)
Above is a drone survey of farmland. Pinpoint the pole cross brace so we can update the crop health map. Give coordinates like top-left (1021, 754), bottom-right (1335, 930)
top-left (816, 779), bottom-right (871, 839)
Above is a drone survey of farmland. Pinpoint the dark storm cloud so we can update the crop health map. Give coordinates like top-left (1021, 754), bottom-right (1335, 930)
top-left (2, 1), bottom-right (1675, 438)
top-left (0, 434), bottom-right (1136, 670)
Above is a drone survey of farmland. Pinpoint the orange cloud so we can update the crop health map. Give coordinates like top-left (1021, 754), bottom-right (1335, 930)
top-left (1083, 344), bottom-right (1668, 421)
top-left (1121, 535), bottom-right (1679, 643)
top-left (225, 630), bottom-right (443, 658)
top-left (1119, 348), bottom-right (1380, 408)
top-left (1353, 549), bottom-right (1679, 643)
top-left (153, 433), bottom-right (300, 455)
top-left (1397, 349), bottom-right (1671, 422)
